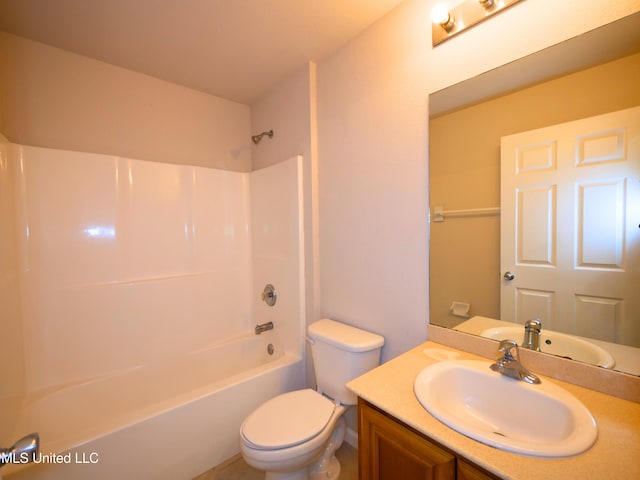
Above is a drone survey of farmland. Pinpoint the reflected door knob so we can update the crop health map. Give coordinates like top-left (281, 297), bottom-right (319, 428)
top-left (504, 271), bottom-right (515, 281)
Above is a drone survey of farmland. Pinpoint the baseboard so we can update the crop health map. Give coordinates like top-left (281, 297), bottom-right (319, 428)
top-left (345, 426), bottom-right (358, 449)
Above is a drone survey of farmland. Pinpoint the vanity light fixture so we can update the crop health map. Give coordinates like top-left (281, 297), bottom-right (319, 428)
top-left (431, 0), bottom-right (524, 46)
top-left (431, 3), bottom-right (456, 32)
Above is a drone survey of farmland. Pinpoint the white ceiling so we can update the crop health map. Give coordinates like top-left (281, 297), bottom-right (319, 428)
top-left (0, 0), bottom-right (405, 104)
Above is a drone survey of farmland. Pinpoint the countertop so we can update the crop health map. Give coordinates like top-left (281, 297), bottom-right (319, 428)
top-left (346, 341), bottom-right (640, 480)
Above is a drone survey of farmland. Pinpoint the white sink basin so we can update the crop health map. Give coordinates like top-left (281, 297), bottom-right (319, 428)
top-left (480, 326), bottom-right (615, 368)
top-left (414, 360), bottom-right (597, 457)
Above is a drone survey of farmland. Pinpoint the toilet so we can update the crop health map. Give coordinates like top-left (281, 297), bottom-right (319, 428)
top-left (240, 318), bottom-right (384, 480)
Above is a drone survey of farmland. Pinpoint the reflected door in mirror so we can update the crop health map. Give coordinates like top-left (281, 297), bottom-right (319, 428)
top-left (500, 106), bottom-right (640, 348)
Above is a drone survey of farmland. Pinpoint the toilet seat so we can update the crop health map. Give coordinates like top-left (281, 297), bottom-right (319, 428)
top-left (241, 389), bottom-right (336, 450)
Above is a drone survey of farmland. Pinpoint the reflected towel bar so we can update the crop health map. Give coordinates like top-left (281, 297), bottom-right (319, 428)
top-left (432, 206), bottom-right (500, 222)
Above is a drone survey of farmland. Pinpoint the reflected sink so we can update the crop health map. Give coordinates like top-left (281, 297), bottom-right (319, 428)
top-left (414, 360), bottom-right (597, 457)
top-left (480, 326), bottom-right (615, 369)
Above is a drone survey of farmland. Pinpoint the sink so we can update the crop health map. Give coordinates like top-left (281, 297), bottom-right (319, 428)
top-left (414, 360), bottom-right (597, 457)
top-left (480, 326), bottom-right (615, 368)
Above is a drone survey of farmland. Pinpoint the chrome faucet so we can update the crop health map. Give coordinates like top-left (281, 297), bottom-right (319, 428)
top-left (522, 318), bottom-right (542, 351)
top-left (0, 433), bottom-right (39, 468)
top-left (255, 321), bottom-right (274, 335)
top-left (490, 339), bottom-right (541, 384)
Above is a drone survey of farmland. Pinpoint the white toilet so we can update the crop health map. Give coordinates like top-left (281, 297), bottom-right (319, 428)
top-left (240, 318), bottom-right (384, 480)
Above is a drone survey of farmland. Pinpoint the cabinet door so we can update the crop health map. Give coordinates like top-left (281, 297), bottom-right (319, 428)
top-left (359, 399), bottom-right (455, 480)
top-left (458, 459), bottom-right (499, 480)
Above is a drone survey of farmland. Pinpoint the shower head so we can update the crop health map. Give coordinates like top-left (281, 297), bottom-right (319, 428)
top-left (251, 129), bottom-right (274, 144)
top-left (0, 433), bottom-right (40, 467)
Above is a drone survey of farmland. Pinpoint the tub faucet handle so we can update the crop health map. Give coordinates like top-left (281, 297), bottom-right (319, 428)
top-left (262, 284), bottom-right (277, 306)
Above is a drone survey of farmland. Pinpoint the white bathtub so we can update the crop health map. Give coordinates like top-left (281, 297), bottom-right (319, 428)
top-left (5, 334), bottom-right (304, 480)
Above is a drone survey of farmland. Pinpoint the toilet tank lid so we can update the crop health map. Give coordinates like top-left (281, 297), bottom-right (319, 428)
top-left (308, 319), bottom-right (384, 352)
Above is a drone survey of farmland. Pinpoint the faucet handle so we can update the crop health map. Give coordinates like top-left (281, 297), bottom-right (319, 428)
top-left (497, 339), bottom-right (520, 360)
top-left (492, 339), bottom-right (541, 384)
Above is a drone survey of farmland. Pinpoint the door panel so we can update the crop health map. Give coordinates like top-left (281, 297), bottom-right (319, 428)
top-left (576, 180), bottom-right (625, 269)
top-left (517, 185), bottom-right (555, 265)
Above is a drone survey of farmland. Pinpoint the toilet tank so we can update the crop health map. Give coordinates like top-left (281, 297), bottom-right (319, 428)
top-left (307, 319), bottom-right (384, 406)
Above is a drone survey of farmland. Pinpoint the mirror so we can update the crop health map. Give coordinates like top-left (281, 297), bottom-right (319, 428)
top-left (429, 12), bottom-right (640, 376)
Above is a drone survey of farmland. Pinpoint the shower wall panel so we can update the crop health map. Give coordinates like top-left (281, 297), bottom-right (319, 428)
top-left (250, 156), bottom-right (305, 357)
top-left (0, 136), bottom-right (25, 439)
top-left (10, 145), bottom-right (253, 394)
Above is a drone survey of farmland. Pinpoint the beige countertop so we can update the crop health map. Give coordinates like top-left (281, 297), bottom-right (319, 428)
top-left (346, 341), bottom-right (640, 480)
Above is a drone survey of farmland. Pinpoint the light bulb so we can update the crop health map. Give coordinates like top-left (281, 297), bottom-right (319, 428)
top-left (430, 3), bottom-right (451, 25)
top-left (479, 0), bottom-right (495, 9)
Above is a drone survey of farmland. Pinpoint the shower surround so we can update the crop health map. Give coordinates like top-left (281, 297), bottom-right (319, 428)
top-left (0, 141), bottom-right (305, 479)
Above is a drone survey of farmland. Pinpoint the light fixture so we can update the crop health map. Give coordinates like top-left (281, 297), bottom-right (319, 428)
top-left (431, 0), bottom-right (525, 46)
top-left (431, 3), bottom-right (456, 32)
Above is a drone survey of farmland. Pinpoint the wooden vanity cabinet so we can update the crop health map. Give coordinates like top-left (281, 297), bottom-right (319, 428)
top-left (358, 398), bottom-right (500, 480)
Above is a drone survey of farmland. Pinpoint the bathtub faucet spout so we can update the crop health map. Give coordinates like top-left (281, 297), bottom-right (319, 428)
top-left (255, 322), bottom-right (274, 335)
top-left (0, 433), bottom-right (40, 468)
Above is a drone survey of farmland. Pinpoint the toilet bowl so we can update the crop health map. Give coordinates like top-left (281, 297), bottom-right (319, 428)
top-left (240, 389), bottom-right (346, 480)
top-left (239, 319), bottom-right (384, 480)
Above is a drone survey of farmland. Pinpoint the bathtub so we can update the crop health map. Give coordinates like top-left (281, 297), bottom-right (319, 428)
top-left (4, 333), bottom-right (304, 480)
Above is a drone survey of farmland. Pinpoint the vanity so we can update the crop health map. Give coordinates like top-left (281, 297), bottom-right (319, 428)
top-left (358, 398), bottom-right (497, 479)
top-left (346, 341), bottom-right (640, 479)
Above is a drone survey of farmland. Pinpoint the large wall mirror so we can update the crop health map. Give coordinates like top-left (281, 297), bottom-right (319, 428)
top-left (429, 12), bottom-right (640, 376)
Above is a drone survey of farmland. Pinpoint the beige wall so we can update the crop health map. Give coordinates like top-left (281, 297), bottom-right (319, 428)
top-left (429, 53), bottom-right (640, 327)
top-left (0, 32), bottom-right (252, 171)
top-left (251, 63), bottom-right (314, 171)
top-left (315, 0), bottom-right (640, 362)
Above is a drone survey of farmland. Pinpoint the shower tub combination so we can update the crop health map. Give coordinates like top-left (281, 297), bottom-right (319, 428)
top-left (5, 334), bottom-right (303, 480)
top-left (1, 144), bottom-right (306, 480)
